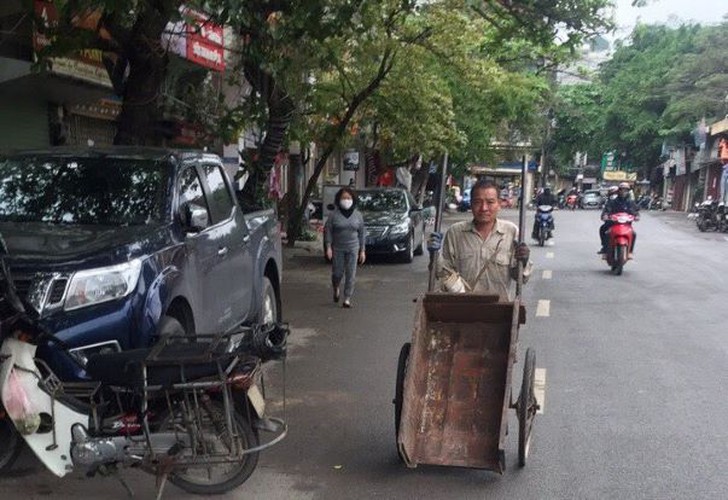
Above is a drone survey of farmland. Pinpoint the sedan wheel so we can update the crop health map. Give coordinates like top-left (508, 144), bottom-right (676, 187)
top-left (400, 232), bottom-right (414, 263)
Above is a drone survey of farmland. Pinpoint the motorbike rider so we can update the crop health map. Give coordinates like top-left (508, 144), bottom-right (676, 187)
top-left (598, 182), bottom-right (639, 254)
top-left (532, 185), bottom-right (558, 240)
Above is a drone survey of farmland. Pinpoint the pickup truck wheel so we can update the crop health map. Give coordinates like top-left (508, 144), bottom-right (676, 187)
top-left (157, 315), bottom-right (187, 341)
top-left (261, 276), bottom-right (280, 327)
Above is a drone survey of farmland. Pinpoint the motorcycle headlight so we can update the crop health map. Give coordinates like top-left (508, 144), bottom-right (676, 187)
top-left (389, 221), bottom-right (410, 235)
top-left (64, 259), bottom-right (142, 311)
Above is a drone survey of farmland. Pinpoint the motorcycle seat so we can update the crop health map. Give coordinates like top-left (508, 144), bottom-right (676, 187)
top-left (86, 343), bottom-right (236, 388)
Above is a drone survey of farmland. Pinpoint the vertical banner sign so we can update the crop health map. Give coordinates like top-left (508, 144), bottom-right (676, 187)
top-left (343, 150), bottom-right (360, 171)
top-left (163, 6), bottom-right (225, 72)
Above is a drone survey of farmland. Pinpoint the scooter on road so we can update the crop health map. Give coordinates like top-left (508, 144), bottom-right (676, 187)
top-left (603, 212), bottom-right (637, 276)
top-left (534, 205), bottom-right (555, 247)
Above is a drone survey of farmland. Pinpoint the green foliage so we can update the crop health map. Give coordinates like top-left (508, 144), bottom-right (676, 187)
top-left (552, 83), bottom-right (605, 168)
top-left (661, 23), bottom-right (728, 136)
top-left (553, 21), bottom-right (728, 179)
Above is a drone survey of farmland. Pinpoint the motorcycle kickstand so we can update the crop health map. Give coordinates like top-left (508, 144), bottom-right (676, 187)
top-left (155, 473), bottom-right (169, 500)
top-left (95, 465), bottom-right (135, 497)
top-left (113, 470), bottom-right (135, 497)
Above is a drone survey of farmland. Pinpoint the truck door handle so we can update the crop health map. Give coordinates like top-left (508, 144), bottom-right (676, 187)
top-left (217, 247), bottom-right (228, 257)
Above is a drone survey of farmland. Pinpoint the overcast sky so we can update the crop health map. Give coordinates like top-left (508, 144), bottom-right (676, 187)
top-left (613, 0), bottom-right (727, 37)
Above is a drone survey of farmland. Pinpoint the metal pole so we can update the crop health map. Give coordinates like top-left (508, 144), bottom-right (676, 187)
top-left (516, 155), bottom-right (527, 298)
top-left (428, 152), bottom-right (449, 292)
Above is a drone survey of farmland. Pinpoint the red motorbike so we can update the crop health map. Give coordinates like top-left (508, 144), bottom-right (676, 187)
top-left (604, 212), bottom-right (637, 275)
top-left (566, 194), bottom-right (578, 210)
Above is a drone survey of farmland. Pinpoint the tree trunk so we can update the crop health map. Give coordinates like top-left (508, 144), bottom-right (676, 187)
top-left (285, 152), bottom-right (303, 245)
top-left (111, 7), bottom-right (173, 146)
top-left (237, 63), bottom-right (296, 210)
top-left (411, 157), bottom-right (430, 205)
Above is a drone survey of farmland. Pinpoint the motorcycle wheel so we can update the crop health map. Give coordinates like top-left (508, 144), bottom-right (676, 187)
top-left (162, 398), bottom-right (260, 495)
top-left (612, 245), bottom-right (626, 276)
top-left (697, 219), bottom-right (706, 232)
top-left (538, 228), bottom-right (545, 247)
top-left (0, 416), bottom-right (22, 473)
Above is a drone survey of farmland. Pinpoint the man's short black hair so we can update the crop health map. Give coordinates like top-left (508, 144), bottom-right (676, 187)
top-left (470, 179), bottom-right (498, 199)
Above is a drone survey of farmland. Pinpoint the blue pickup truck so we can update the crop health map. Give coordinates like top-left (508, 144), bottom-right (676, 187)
top-left (0, 148), bottom-right (282, 381)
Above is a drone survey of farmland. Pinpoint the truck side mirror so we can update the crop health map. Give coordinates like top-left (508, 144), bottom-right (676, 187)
top-left (182, 203), bottom-right (209, 232)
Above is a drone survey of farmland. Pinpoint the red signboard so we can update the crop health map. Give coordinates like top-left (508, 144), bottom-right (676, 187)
top-left (185, 9), bottom-right (225, 71)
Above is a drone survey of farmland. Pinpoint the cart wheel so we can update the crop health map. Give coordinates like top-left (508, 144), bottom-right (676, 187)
top-left (517, 348), bottom-right (537, 467)
top-left (394, 342), bottom-right (411, 460)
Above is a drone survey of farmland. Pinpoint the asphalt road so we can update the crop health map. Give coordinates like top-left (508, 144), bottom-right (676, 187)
top-left (3, 208), bottom-right (728, 499)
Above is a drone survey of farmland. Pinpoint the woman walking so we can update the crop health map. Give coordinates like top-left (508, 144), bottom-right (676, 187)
top-left (324, 187), bottom-right (366, 308)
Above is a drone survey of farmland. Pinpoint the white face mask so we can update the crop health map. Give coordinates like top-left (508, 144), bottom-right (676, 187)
top-left (340, 199), bottom-right (353, 210)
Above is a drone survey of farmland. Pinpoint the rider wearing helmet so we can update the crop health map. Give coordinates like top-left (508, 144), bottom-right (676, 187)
top-left (532, 185), bottom-right (558, 240)
top-left (598, 182), bottom-right (639, 254)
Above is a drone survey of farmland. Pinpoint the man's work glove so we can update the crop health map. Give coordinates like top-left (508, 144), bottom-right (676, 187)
top-left (427, 231), bottom-right (443, 252)
top-left (515, 242), bottom-right (530, 265)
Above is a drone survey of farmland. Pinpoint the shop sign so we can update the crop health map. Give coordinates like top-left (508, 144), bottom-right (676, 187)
top-left (33, 0), bottom-right (112, 88)
top-left (163, 6), bottom-right (225, 72)
top-left (343, 150), bottom-right (360, 171)
top-left (603, 171), bottom-right (637, 181)
top-left (710, 118), bottom-right (728, 136)
top-left (601, 151), bottom-right (616, 171)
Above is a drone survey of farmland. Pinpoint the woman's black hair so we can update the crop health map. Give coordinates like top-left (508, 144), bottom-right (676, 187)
top-left (334, 187), bottom-right (357, 207)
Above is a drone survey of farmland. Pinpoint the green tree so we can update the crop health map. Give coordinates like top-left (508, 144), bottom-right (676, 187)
top-left (597, 24), bottom-right (702, 175)
top-left (551, 83), bottom-right (605, 171)
top-left (661, 22), bottom-right (728, 136)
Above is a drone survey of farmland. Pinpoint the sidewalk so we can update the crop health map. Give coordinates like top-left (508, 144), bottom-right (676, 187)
top-left (645, 208), bottom-right (695, 231)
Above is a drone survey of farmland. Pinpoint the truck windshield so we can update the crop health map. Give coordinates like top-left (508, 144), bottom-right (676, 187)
top-left (358, 191), bottom-right (407, 212)
top-left (0, 156), bottom-right (170, 225)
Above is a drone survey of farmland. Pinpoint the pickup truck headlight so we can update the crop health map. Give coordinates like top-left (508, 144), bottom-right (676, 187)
top-left (389, 221), bottom-right (410, 236)
top-left (64, 259), bottom-right (142, 311)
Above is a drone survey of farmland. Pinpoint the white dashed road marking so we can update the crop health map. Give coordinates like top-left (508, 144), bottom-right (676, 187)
top-left (536, 300), bottom-right (550, 317)
top-left (542, 270), bottom-right (552, 280)
top-left (546, 252), bottom-right (554, 259)
top-left (535, 368), bottom-right (546, 414)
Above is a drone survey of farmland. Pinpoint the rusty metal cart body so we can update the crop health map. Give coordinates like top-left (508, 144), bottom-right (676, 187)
top-left (394, 292), bottom-right (537, 472)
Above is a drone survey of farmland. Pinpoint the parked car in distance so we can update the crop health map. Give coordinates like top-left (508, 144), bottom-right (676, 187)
top-left (358, 187), bottom-right (425, 263)
top-left (580, 189), bottom-right (604, 209)
top-left (0, 147), bottom-right (282, 382)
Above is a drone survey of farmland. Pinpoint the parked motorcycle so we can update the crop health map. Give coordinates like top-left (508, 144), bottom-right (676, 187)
top-left (603, 212), bottom-right (637, 276)
top-left (718, 203), bottom-right (728, 232)
top-left (637, 195), bottom-right (652, 210)
top-left (0, 258), bottom-right (288, 497)
top-left (557, 191), bottom-right (566, 209)
top-left (535, 205), bottom-right (555, 247)
top-left (695, 198), bottom-right (718, 233)
top-left (565, 194), bottom-right (578, 210)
